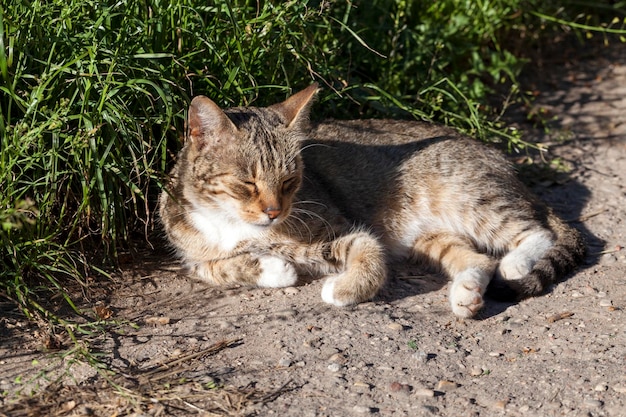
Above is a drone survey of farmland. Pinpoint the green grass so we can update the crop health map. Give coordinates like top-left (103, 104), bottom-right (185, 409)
top-left (1, 0), bottom-right (625, 320)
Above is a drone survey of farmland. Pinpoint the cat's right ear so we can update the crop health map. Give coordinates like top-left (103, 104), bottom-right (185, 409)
top-left (187, 96), bottom-right (237, 151)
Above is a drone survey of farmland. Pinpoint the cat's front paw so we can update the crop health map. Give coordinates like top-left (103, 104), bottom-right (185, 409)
top-left (257, 256), bottom-right (298, 288)
top-left (321, 274), bottom-right (350, 306)
top-left (321, 273), bottom-right (376, 307)
top-left (449, 269), bottom-right (488, 318)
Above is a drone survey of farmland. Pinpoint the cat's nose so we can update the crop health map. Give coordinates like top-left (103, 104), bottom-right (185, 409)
top-left (264, 206), bottom-right (282, 220)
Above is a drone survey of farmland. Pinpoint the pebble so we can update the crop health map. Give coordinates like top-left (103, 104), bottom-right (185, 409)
top-left (412, 351), bottom-right (429, 364)
top-left (599, 299), bottom-right (613, 307)
top-left (278, 358), bottom-right (292, 367)
top-left (613, 384), bottom-right (626, 393)
top-left (594, 383), bottom-right (608, 391)
top-left (436, 380), bottom-right (459, 391)
top-left (387, 322), bottom-right (404, 331)
top-left (329, 353), bottom-right (346, 363)
top-left (492, 399), bottom-right (508, 410)
top-left (327, 363), bottom-right (342, 372)
top-left (218, 320), bottom-right (234, 330)
top-left (584, 399), bottom-right (603, 408)
top-left (414, 388), bottom-right (435, 397)
top-left (352, 405), bottom-right (372, 414)
top-left (389, 381), bottom-right (411, 395)
top-left (470, 367), bottom-right (484, 376)
top-left (283, 287), bottom-right (299, 295)
top-left (488, 351), bottom-right (502, 357)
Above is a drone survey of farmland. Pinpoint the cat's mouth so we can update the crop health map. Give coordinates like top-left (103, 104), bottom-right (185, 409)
top-left (248, 216), bottom-right (283, 228)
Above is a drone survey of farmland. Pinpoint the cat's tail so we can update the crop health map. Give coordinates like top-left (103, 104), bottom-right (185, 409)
top-left (487, 209), bottom-right (586, 301)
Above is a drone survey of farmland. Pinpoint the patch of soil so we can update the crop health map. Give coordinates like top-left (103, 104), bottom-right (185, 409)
top-left (2, 42), bottom-right (626, 416)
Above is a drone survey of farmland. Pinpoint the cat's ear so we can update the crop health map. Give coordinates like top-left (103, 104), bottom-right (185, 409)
top-left (187, 95), bottom-right (237, 150)
top-left (269, 83), bottom-right (319, 128)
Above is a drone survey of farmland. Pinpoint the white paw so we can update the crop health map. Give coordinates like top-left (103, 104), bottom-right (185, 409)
top-left (449, 269), bottom-right (489, 318)
top-left (257, 257), bottom-right (298, 288)
top-left (497, 255), bottom-right (533, 280)
top-left (321, 274), bottom-right (351, 307)
top-left (498, 230), bottom-right (553, 280)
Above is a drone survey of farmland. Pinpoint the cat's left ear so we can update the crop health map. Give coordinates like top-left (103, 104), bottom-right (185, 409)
top-left (187, 95), bottom-right (237, 151)
top-left (269, 83), bottom-right (319, 128)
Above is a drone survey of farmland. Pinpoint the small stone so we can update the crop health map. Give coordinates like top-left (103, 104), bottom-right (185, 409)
top-left (353, 381), bottom-right (371, 389)
top-left (594, 383), bottom-right (608, 391)
top-left (218, 320), bottom-right (234, 330)
top-left (599, 299), bottom-right (613, 307)
top-left (145, 316), bottom-right (171, 325)
top-left (488, 351), bottom-right (502, 357)
top-left (492, 399), bottom-right (508, 410)
top-left (389, 381), bottom-right (403, 392)
top-left (518, 405), bottom-right (530, 413)
top-left (613, 384), bottom-right (626, 393)
top-left (327, 363), bottom-right (341, 372)
top-left (329, 353), bottom-right (345, 363)
top-left (389, 381), bottom-right (411, 395)
top-left (414, 388), bottom-right (435, 397)
top-left (583, 399), bottom-right (603, 408)
top-left (283, 287), bottom-right (299, 295)
top-left (470, 367), bottom-right (483, 376)
top-left (571, 291), bottom-right (583, 298)
top-left (387, 322), bottom-right (404, 331)
top-left (436, 380), bottom-right (458, 391)
top-left (278, 358), bottom-right (292, 367)
top-left (352, 405), bottom-right (372, 413)
top-left (412, 351), bottom-right (429, 364)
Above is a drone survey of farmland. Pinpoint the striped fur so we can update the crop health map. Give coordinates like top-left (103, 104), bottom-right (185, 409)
top-left (159, 84), bottom-right (585, 318)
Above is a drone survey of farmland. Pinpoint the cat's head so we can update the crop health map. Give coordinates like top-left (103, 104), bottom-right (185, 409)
top-left (180, 84), bottom-right (318, 228)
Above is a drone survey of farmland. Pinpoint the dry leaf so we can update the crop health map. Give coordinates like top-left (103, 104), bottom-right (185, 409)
top-left (94, 305), bottom-right (113, 320)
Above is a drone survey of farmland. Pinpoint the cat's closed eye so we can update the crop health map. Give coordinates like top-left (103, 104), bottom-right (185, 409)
top-left (243, 181), bottom-right (259, 194)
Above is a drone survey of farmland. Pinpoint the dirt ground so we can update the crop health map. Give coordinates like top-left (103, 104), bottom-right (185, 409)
top-left (1, 42), bottom-right (626, 417)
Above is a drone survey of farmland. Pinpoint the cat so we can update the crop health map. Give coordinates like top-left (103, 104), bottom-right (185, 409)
top-left (159, 84), bottom-right (585, 318)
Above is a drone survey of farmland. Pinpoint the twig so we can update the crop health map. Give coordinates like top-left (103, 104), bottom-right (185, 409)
top-left (141, 338), bottom-right (242, 380)
top-left (574, 208), bottom-right (608, 223)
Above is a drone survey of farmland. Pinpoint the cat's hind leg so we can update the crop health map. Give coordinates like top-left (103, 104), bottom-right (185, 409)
top-left (412, 233), bottom-right (497, 318)
top-left (321, 230), bottom-right (387, 306)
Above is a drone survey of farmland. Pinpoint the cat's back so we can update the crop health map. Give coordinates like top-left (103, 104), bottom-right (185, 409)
top-left (308, 118), bottom-right (509, 169)
top-left (305, 118), bottom-right (515, 194)
top-left (302, 118), bottom-right (531, 251)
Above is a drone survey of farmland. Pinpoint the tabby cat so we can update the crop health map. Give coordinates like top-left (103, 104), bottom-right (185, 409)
top-left (159, 84), bottom-right (585, 318)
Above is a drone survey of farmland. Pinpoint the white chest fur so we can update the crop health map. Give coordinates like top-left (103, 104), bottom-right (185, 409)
top-left (189, 206), bottom-right (265, 253)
